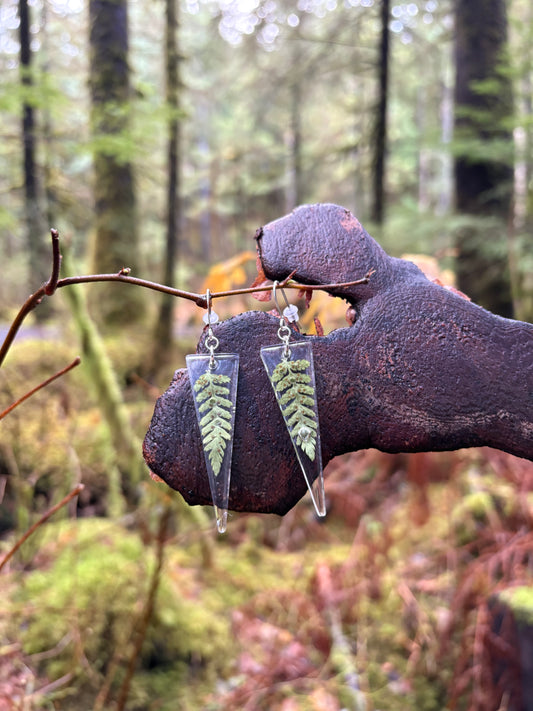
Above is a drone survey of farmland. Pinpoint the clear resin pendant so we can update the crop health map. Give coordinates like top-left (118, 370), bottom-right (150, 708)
top-left (260, 340), bottom-right (326, 517)
top-left (186, 353), bottom-right (239, 533)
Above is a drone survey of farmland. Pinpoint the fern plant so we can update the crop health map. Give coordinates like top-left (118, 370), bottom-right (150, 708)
top-left (271, 358), bottom-right (318, 460)
top-left (194, 371), bottom-right (233, 476)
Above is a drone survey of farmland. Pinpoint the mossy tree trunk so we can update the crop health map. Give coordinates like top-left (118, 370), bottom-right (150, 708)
top-left (88, 0), bottom-right (145, 327)
top-left (453, 0), bottom-right (515, 317)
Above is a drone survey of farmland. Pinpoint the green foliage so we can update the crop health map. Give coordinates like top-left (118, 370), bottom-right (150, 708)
top-left (500, 586), bottom-right (533, 626)
top-left (8, 518), bottom-right (231, 707)
top-left (194, 371), bottom-right (233, 475)
top-left (271, 358), bottom-right (317, 460)
top-left (1, 0), bottom-right (533, 707)
top-left (1, 441), bottom-right (530, 709)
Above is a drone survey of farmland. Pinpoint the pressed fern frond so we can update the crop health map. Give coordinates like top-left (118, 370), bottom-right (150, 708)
top-left (194, 371), bottom-right (233, 475)
top-left (271, 359), bottom-right (318, 460)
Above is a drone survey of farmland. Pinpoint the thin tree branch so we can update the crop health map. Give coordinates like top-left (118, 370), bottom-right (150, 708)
top-left (0, 356), bottom-right (81, 421)
top-left (44, 227), bottom-right (61, 296)
top-left (208, 269), bottom-right (375, 300)
top-left (114, 507), bottom-right (171, 711)
top-left (0, 484), bottom-right (84, 572)
top-left (0, 228), bottom-right (374, 368)
top-left (0, 284), bottom-right (49, 369)
top-left (54, 269), bottom-right (373, 304)
top-left (56, 271), bottom-right (205, 303)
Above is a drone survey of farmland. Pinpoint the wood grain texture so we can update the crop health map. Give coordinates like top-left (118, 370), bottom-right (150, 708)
top-left (143, 204), bottom-right (533, 515)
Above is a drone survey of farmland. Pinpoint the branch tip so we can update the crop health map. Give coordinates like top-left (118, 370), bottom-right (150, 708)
top-left (0, 356), bottom-right (82, 421)
top-left (0, 483), bottom-right (84, 572)
top-left (44, 227), bottom-right (61, 296)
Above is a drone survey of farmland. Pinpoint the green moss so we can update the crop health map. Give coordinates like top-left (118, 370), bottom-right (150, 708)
top-left (450, 491), bottom-right (495, 544)
top-left (499, 585), bottom-right (533, 625)
top-left (1, 338), bottom-right (79, 389)
top-left (17, 519), bottom-right (147, 660)
top-left (8, 518), bottom-right (233, 707)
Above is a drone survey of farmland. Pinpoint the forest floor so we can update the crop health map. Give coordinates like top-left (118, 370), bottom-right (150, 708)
top-left (0, 331), bottom-right (532, 710)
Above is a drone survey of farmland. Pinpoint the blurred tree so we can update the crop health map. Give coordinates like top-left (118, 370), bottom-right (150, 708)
top-left (88, 0), bottom-right (145, 326)
top-left (287, 60), bottom-right (303, 210)
top-left (509, 0), bottom-right (533, 321)
top-left (371, 0), bottom-right (390, 226)
top-left (150, 0), bottom-right (182, 372)
top-left (18, 0), bottom-right (49, 315)
top-left (40, 1), bottom-right (59, 234)
top-left (453, 0), bottom-right (514, 317)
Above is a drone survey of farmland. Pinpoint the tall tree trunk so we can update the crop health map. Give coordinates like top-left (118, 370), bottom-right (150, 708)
top-left (18, 0), bottom-right (48, 314)
top-left (453, 0), bottom-right (514, 317)
top-left (88, 0), bottom-right (145, 326)
top-left (288, 78), bottom-right (303, 209)
top-left (40, 0), bottom-right (57, 231)
top-left (371, 0), bottom-right (390, 225)
top-left (151, 0), bottom-right (181, 373)
top-left (285, 35), bottom-right (304, 212)
top-left (511, 1), bottom-right (533, 322)
top-left (285, 79), bottom-right (303, 212)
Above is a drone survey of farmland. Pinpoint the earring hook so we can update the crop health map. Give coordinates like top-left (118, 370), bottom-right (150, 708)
top-left (272, 281), bottom-right (300, 331)
top-left (203, 289), bottom-right (219, 326)
top-left (203, 288), bottom-right (219, 368)
top-left (206, 288), bottom-right (213, 324)
top-left (272, 281), bottom-right (283, 319)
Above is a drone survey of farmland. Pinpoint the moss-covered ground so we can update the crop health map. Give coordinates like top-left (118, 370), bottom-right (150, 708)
top-left (1, 337), bottom-right (532, 710)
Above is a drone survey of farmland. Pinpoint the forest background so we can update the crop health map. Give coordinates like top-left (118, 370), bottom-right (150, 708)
top-left (0, 0), bottom-right (532, 710)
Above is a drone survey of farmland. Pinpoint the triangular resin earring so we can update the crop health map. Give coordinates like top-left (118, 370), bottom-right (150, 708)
top-left (260, 282), bottom-right (326, 517)
top-left (186, 290), bottom-right (239, 533)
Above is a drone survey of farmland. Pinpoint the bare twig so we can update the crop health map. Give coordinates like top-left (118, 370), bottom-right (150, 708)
top-left (92, 507), bottom-right (172, 711)
top-left (204, 269), bottom-right (375, 300)
top-left (54, 269), bottom-right (373, 304)
top-left (0, 484), bottom-right (84, 572)
top-left (28, 672), bottom-right (74, 700)
top-left (0, 356), bottom-right (81, 421)
top-left (0, 229), bottom-right (374, 368)
top-left (44, 228), bottom-right (61, 296)
top-left (114, 507), bottom-right (171, 711)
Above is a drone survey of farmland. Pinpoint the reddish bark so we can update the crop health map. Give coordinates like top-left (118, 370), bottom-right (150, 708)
top-left (143, 204), bottom-right (533, 515)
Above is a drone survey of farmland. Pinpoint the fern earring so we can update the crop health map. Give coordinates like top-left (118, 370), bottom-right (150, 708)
top-left (186, 290), bottom-right (239, 533)
top-left (260, 282), bottom-right (326, 517)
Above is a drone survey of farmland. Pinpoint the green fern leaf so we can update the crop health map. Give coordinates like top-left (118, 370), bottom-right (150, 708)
top-left (194, 372), bottom-right (233, 476)
top-left (272, 358), bottom-right (318, 461)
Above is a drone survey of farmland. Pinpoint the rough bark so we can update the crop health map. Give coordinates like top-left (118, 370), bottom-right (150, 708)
top-left (453, 0), bottom-right (514, 317)
top-left (143, 204), bottom-right (533, 516)
top-left (88, 0), bottom-right (145, 326)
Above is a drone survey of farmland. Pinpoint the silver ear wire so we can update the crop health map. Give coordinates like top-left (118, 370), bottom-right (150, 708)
top-left (206, 288), bottom-right (212, 321)
top-left (203, 289), bottom-right (220, 369)
top-left (272, 281), bottom-right (300, 332)
top-left (272, 281), bottom-right (283, 319)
